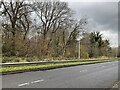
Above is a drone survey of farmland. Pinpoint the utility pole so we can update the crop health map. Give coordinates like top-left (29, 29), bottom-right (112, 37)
top-left (116, 46), bottom-right (118, 58)
top-left (76, 32), bottom-right (84, 60)
top-left (78, 40), bottom-right (80, 59)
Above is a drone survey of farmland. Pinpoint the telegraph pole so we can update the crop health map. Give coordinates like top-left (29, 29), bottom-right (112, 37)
top-left (78, 40), bottom-right (80, 59)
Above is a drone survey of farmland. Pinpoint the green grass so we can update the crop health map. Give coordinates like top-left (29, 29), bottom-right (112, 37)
top-left (0, 59), bottom-right (117, 74)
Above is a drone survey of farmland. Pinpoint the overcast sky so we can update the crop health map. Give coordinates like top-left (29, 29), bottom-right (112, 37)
top-left (60, 0), bottom-right (118, 47)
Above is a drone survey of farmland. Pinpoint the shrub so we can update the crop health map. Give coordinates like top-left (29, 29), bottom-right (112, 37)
top-left (2, 57), bottom-right (13, 63)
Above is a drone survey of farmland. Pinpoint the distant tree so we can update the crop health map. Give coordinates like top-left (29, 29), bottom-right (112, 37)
top-left (118, 46), bottom-right (120, 57)
top-left (89, 31), bottom-right (111, 57)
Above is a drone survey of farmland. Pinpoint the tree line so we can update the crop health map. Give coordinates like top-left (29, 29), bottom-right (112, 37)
top-left (0, 0), bottom-right (117, 62)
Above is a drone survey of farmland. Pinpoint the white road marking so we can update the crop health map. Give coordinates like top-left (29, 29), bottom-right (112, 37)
top-left (18, 79), bottom-right (44, 87)
top-left (31, 79), bottom-right (44, 84)
top-left (80, 70), bottom-right (88, 72)
top-left (84, 70), bottom-right (88, 72)
top-left (102, 65), bottom-right (105, 67)
top-left (18, 83), bottom-right (29, 87)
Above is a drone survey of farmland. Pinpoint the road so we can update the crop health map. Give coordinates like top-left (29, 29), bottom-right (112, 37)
top-left (2, 61), bottom-right (118, 88)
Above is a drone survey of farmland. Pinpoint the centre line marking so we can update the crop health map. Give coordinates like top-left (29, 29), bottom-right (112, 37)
top-left (18, 83), bottom-right (29, 87)
top-left (80, 70), bottom-right (88, 72)
top-left (31, 79), bottom-right (44, 84)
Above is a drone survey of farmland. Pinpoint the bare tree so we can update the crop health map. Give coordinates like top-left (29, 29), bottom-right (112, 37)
top-left (59, 18), bottom-right (87, 57)
top-left (1, 0), bottom-right (32, 56)
top-left (32, 1), bottom-right (72, 56)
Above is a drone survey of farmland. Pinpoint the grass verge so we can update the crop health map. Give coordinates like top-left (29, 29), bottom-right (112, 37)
top-left (0, 59), bottom-right (118, 75)
top-left (112, 81), bottom-right (120, 89)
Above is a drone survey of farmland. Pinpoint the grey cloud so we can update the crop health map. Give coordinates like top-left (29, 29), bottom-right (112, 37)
top-left (68, 2), bottom-right (118, 33)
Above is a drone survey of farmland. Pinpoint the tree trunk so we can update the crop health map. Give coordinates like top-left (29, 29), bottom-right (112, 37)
top-left (11, 31), bottom-right (16, 56)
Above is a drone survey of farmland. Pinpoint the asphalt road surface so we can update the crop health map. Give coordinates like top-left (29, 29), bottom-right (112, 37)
top-left (2, 61), bottom-right (118, 88)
